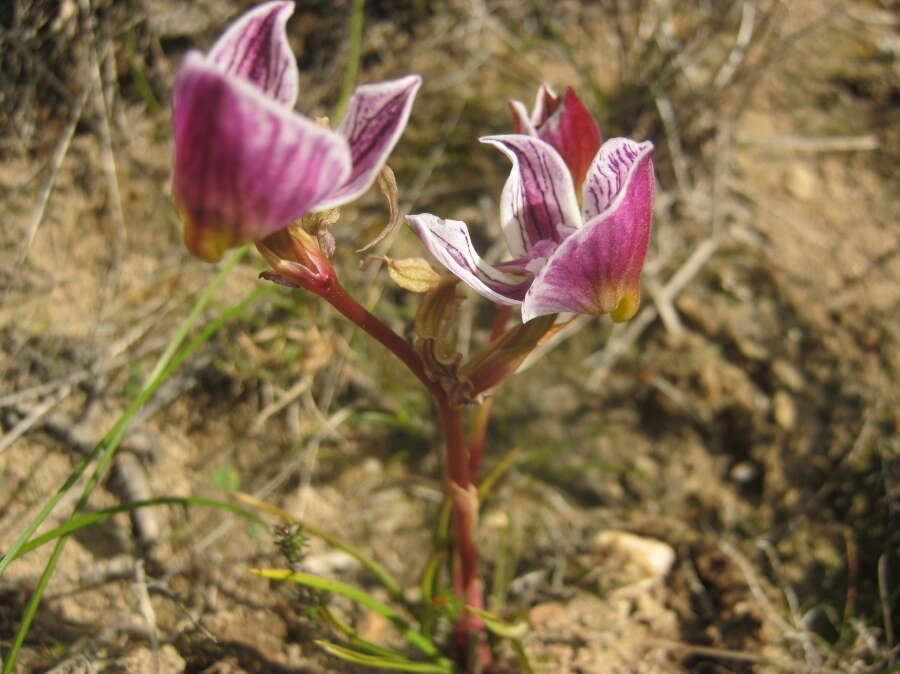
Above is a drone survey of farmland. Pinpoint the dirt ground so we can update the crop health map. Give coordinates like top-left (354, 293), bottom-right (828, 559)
top-left (1, 1), bottom-right (898, 672)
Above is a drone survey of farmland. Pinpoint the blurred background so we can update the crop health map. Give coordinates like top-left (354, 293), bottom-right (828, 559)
top-left (1, 0), bottom-right (898, 671)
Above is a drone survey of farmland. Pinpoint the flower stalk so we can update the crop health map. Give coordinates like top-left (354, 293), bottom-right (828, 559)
top-left (319, 279), bottom-right (490, 670)
top-left (437, 401), bottom-right (489, 672)
top-left (293, 293), bottom-right (483, 670)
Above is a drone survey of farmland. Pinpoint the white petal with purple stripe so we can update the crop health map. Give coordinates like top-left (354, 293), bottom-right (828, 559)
top-left (406, 214), bottom-right (531, 305)
top-left (582, 138), bottom-right (654, 222)
top-left (316, 75), bottom-right (422, 210)
top-left (482, 134), bottom-right (581, 258)
top-left (208, 1), bottom-right (298, 108)
top-left (523, 140), bottom-right (655, 321)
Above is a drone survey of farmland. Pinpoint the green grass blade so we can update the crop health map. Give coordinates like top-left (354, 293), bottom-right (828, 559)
top-left (333, 0), bottom-right (365, 120)
top-left (0, 247), bottom-right (249, 580)
top-left (319, 606), bottom-right (421, 661)
top-left (235, 492), bottom-right (407, 607)
top-left (251, 568), bottom-right (445, 662)
top-left (315, 640), bottom-right (454, 673)
top-left (466, 606), bottom-right (528, 639)
top-left (509, 639), bottom-right (535, 674)
top-left (10, 497), bottom-right (263, 562)
top-left (478, 447), bottom-right (520, 501)
top-left (419, 550), bottom-right (443, 608)
top-left (1, 249), bottom-right (258, 673)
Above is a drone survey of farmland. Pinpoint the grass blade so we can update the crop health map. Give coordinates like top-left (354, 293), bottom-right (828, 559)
top-left (316, 640), bottom-right (455, 673)
top-left (319, 606), bottom-right (421, 661)
top-left (333, 0), bottom-right (365, 120)
top-left (10, 496), bottom-right (263, 562)
top-left (0, 248), bottom-right (250, 580)
top-left (1, 249), bottom-right (260, 673)
top-left (251, 568), bottom-right (446, 663)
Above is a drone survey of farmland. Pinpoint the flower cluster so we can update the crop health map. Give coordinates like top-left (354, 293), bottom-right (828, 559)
top-left (172, 1), bottom-right (655, 322)
top-left (408, 86), bottom-right (654, 322)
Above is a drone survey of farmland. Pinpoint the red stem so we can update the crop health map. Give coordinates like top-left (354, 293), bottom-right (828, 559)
top-left (321, 281), bottom-right (444, 400)
top-left (438, 400), bottom-right (489, 672)
top-left (317, 278), bottom-right (488, 670)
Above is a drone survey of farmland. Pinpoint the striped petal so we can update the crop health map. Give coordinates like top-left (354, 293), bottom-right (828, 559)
top-left (317, 75), bottom-right (422, 210)
top-left (529, 83), bottom-right (559, 128)
top-left (172, 53), bottom-right (352, 262)
top-left (582, 138), bottom-right (654, 222)
top-left (508, 99), bottom-right (536, 135)
top-left (208, 1), bottom-right (298, 107)
top-left (406, 214), bottom-right (531, 305)
top-left (481, 134), bottom-right (581, 258)
top-left (522, 140), bottom-right (655, 322)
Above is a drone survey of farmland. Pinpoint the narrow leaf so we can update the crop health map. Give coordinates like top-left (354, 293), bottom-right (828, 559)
top-left (251, 568), bottom-right (439, 659)
top-left (319, 606), bottom-right (409, 660)
top-left (12, 497), bottom-right (263, 562)
top-left (467, 606), bottom-right (528, 639)
top-left (316, 640), bottom-right (454, 672)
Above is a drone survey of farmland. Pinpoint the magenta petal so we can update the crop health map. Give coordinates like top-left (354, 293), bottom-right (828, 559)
top-left (172, 54), bottom-right (352, 262)
top-left (208, 1), bottom-right (298, 107)
top-left (481, 134), bottom-right (581, 258)
top-left (582, 138), bottom-right (654, 222)
top-left (535, 87), bottom-right (602, 191)
top-left (317, 75), bottom-right (422, 210)
top-left (522, 142), bottom-right (655, 322)
top-left (406, 214), bottom-right (531, 305)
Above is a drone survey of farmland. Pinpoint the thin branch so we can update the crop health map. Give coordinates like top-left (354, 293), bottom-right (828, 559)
top-left (16, 89), bottom-right (88, 264)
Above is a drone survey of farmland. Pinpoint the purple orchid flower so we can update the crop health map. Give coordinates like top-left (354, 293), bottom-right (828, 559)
top-left (172, 1), bottom-right (421, 262)
top-left (407, 132), bottom-right (655, 323)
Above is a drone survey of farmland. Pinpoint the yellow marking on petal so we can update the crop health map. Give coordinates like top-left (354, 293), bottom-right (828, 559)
top-left (610, 286), bottom-right (641, 323)
top-left (183, 220), bottom-right (234, 263)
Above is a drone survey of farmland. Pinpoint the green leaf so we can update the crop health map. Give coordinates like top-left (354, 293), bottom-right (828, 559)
top-left (251, 568), bottom-right (443, 662)
top-left (467, 606), bottom-right (528, 639)
top-left (466, 607), bottom-right (533, 673)
top-left (478, 447), bottom-right (520, 500)
top-left (319, 606), bottom-right (425, 662)
top-left (316, 640), bottom-right (455, 673)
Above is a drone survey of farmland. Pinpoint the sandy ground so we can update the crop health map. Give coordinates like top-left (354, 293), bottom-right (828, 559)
top-left (1, 1), bottom-right (898, 672)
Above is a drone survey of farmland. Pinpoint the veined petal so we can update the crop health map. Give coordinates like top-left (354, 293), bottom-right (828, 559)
top-left (530, 83), bottom-right (559, 128)
top-left (317, 75), bottom-right (422, 210)
top-left (535, 87), bottom-right (602, 190)
top-left (522, 141), bottom-right (655, 322)
top-left (208, 1), bottom-right (298, 107)
top-left (172, 53), bottom-right (352, 262)
top-left (481, 134), bottom-right (582, 257)
top-left (406, 214), bottom-right (531, 306)
top-left (507, 99), bottom-right (536, 135)
top-left (583, 138), bottom-right (654, 222)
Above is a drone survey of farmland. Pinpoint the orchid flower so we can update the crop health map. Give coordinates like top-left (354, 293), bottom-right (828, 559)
top-left (408, 89), bottom-right (654, 323)
top-left (172, 1), bottom-right (421, 262)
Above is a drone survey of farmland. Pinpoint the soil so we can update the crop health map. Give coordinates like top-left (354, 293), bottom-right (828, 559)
top-left (1, 1), bottom-right (898, 673)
